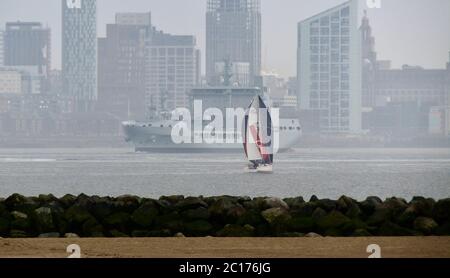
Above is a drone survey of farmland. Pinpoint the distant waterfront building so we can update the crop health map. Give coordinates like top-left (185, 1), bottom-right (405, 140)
top-left (0, 30), bottom-right (4, 66)
top-left (297, 0), bottom-right (362, 133)
top-left (115, 12), bottom-right (152, 26)
top-left (4, 22), bottom-right (51, 92)
top-left (287, 77), bottom-right (298, 97)
top-left (0, 66), bottom-right (43, 95)
top-left (261, 72), bottom-right (287, 100)
top-left (146, 30), bottom-right (200, 118)
top-left (98, 12), bottom-right (151, 120)
top-left (206, 0), bottom-right (261, 86)
top-left (375, 65), bottom-right (448, 106)
top-left (62, 0), bottom-right (97, 112)
top-left (0, 69), bottom-right (21, 94)
top-left (48, 69), bottom-right (62, 96)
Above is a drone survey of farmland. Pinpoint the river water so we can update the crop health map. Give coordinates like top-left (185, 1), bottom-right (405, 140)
top-left (0, 148), bottom-right (449, 201)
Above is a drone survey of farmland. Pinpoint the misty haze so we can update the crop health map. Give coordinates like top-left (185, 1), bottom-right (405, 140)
top-left (0, 0), bottom-right (450, 248)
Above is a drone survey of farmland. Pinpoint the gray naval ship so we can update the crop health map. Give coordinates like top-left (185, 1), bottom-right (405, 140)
top-left (122, 86), bottom-right (302, 153)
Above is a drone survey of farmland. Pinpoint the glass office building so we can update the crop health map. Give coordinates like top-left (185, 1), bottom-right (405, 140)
top-left (297, 0), bottom-right (362, 133)
top-left (206, 0), bottom-right (261, 86)
top-left (62, 0), bottom-right (97, 112)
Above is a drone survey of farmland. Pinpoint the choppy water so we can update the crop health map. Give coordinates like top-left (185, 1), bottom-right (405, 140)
top-left (0, 148), bottom-right (449, 201)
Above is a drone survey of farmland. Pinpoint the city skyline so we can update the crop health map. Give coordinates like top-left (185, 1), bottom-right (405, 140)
top-left (1, 0), bottom-right (449, 78)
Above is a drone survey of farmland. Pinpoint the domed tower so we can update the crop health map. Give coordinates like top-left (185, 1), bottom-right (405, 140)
top-left (360, 10), bottom-right (377, 109)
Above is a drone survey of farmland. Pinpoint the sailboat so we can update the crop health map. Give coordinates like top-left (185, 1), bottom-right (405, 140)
top-left (243, 95), bottom-right (274, 174)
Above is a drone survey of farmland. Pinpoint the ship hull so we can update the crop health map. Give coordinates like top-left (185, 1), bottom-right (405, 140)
top-left (123, 119), bottom-right (302, 153)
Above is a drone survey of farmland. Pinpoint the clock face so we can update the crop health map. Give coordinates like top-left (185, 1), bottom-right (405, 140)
top-left (66, 0), bottom-right (81, 9)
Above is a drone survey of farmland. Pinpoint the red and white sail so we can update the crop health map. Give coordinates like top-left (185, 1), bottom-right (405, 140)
top-left (243, 96), bottom-right (273, 166)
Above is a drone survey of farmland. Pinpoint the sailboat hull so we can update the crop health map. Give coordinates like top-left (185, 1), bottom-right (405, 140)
top-left (256, 165), bottom-right (273, 174)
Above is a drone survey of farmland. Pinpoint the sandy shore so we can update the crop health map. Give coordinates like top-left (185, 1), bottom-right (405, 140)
top-left (0, 237), bottom-right (449, 258)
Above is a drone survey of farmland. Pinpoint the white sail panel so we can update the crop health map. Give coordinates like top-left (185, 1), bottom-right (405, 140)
top-left (245, 103), bottom-right (262, 161)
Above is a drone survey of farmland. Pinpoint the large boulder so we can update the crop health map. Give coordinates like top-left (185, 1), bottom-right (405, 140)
top-left (81, 218), bottom-right (104, 237)
top-left (316, 199), bottom-right (337, 212)
top-left (183, 220), bottom-right (213, 236)
top-left (433, 198), bottom-right (450, 222)
top-left (131, 202), bottom-right (159, 228)
top-left (59, 194), bottom-right (77, 209)
top-left (263, 198), bottom-right (289, 210)
top-left (383, 197), bottom-right (408, 218)
top-left (436, 222), bottom-right (450, 236)
top-left (293, 202), bottom-right (317, 217)
top-left (366, 207), bottom-right (391, 226)
top-left (37, 194), bottom-right (58, 205)
top-left (345, 203), bottom-right (362, 219)
top-left (287, 217), bottom-right (315, 233)
top-left (10, 229), bottom-right (28, 238)
top-left (377, 221), bottom-right (418, 236)
top-left (316, 211), bottom-right (352, 232)
top-left (38, 232), bottom-right (60, 238)
top-left (283, 197), bottom-right (305, 210)
top-left (209, 198), bottom-right (237, 216)
top-left (360, 196), bottom-right (382, 216)
top-left (10, 211), bottom-right (31, 231)
top-left (309, 195), bottom-right (319, 202)
top-left (0, 216), bottom-right (10, 235)
top-left (181, 207), bottom-right (210, 220)
top-left (115, 195), bottom-right (141, 213)
top-left (0, 201), bottom-right (6, 215)
top-left (413, 217), bottom-right (438, 235)
top-left (34, 207), bottom-right (55, 233)
top-left (236, 210), bottom-right (265, 227)
top-left (311, 207), bottom-right (327, 221)
top-left (305, 232), bottom-right (322, 237)
top-left (64, 205), bottom-right (94, 224)
top-left (87, 196), bottom-right (115, 219)
top-left (336, 196), bottom-right (357, 211)
top-left (104, 212), bottom-right (131, 231)
top-left (216, 224), bottom-right (255, 237)
top-left (4, 194), bottom-right (38, 213)
top-left (175, 197), bottom-right (208, 210)
top-left (261, 208), bottom-right (289, 224)
top-left (409, 197), bottom-right (435, 217)
top-left (154, 212), bottom-right (183, 231)
top-left (209, 198), bottom-right (246, 223)
top-left (159, 195), bottom-right (184, 205)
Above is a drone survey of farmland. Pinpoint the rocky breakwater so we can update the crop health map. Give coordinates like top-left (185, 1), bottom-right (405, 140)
top-left (0, 194), bottom-right (449, 238)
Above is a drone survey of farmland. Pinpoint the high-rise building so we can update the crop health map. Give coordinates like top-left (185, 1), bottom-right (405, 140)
top-left (297, 0), bottom-right (362, 133)
top-left (206, 0), bottom-right (261, 86)
top-left (62, 0), bottom-right (97, 112)
top-left (146, 30), bottom-right (200, 118)
top-left (98, 12), bottom-right (151, 120)
top-left (4, 22), bottom-right (51, 91)
top-left (0, 30), bottom-right (4, 66)
top-left (360, 11), bottom-right (377, 108)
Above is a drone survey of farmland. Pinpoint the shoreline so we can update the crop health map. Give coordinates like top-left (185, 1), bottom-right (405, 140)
top-left (1, 194), bottom-right (449, 238)
top-left (1, 237), bottom-right (450, 258)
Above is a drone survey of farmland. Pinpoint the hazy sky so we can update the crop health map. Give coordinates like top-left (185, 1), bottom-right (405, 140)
top-left (1, 0), bottom-right (449, 77)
